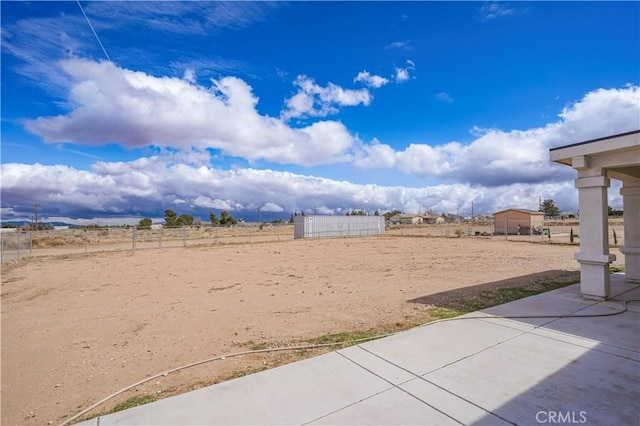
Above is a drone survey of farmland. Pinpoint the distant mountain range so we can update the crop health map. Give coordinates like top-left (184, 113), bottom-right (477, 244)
top-left (1, 221), bottom-right (80, 228)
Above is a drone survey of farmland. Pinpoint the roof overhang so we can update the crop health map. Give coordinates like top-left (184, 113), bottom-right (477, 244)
top-left (550, 130), bottom-right (640, 180)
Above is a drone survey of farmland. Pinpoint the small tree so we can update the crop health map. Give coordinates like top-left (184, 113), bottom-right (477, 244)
top-left (209, 211), bottom-right (220, 226)
top-left (219, 210), bottom-right (237, 226)
top-left (164, 209), bottom-right (179, 227)
top-left (608, 206), bottom-right (623, 217)
top-left (138, 218), bottom-right (152, 229)
top-left (383, 209), bottom-right (402, 221)
top-left (540, 199), bottom-right (561, 218)
top-left (178, 214), bottom-right (194, 226)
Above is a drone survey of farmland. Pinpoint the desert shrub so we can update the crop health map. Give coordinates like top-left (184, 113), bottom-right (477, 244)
top-left (32, 234), bottom-right (84, 248)
top-left (36, 237), bottom-right (67, 247)
top-left (1, 238), bottom-right (19, 250)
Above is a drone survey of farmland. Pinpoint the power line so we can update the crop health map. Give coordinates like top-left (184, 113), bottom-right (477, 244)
top-left (76, 0), bottom-right (112, 62)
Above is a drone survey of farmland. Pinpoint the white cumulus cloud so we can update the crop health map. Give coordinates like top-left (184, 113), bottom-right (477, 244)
top-left (354, 71), bottom-right (389, 88)
top-left (394, 60), bottom-right (415, 83)
top-left (353, 85), bottom-right (640, 187)
top-left (1, 155), bottom-right (602, 221)
top-left (23, 59), bottom-right (357, 167)
top-left (281, 75), bottom-right (373, 120)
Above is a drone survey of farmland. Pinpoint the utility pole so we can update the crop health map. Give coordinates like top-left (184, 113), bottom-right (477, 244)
top-left (257, 207), bottom-right (260, 223)
top-left (471, 201), bottom-right (474, 219)
top-left (34, 203), bottom-right (40, 231)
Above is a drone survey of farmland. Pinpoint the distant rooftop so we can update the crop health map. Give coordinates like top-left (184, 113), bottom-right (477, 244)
top-left (494, 208), bottom-right (544, 215)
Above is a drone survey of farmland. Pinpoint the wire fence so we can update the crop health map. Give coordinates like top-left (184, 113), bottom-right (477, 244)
top-left (0, 224), bottom-right (294, 263)
top-left (0, 219), bottom-right (625, 264)
top-left (385, 218), bottom-right (625, 245)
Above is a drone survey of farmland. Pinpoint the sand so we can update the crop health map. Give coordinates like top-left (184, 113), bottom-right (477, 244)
top-left (1, 235), bottom-right (622, 425)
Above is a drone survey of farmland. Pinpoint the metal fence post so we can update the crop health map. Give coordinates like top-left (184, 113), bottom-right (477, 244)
top-left (132, 227), bottom-right (137, 250)
top-left (183, 226), bottom-right (187, 247)
top-left (29, 230), bottom-right (33, 256)
top-left (85, 229), bottom-right (88, 253)
top-left (17, 230), bottom-right (20, 261)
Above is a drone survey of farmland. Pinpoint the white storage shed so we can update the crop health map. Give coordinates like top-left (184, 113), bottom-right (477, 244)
top-left (294, 215), bottom-right (385, 239)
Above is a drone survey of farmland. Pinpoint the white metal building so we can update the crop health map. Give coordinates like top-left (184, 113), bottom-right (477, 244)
top-left (293, 215), bottom-right (385, 239)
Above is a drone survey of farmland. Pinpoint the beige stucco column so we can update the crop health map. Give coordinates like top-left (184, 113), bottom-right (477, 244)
top-left (574, 175), bottom-right (616, 299)
top-left (550, 131), bottom-right (640, 299)
top-left (620, 179), bottom-right (640, 283)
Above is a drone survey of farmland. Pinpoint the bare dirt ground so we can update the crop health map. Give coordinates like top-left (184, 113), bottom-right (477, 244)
top-left (1, 235), bottom-right (624, 425)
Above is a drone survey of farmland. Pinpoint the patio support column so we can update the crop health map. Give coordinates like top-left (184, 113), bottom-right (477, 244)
top-left (620, 179), bottom-right (640, 283)
top-left (574, 174), bottom-right (615, 300)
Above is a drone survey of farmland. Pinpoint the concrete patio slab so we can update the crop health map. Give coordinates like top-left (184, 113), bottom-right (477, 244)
top-left (399, 378), bottom-right (511, 426)
top-left (531, 295), bottom-right (640, 359)
top-left (76, 278), bottom-right (640, 426)
top-left (336, 346), bottom-right (416, 385)
top-left (423, 330), bottom-right (639, 425)
top-left (90, 351), bottom-right (394, 425)
top-left (306, 387), bottom-right (459, 425)
top-left (479, 289), bottom-right (598, 327)
top-left (354, 319), bottom-right (523, 377)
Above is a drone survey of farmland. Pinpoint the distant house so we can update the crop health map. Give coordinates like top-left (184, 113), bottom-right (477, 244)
top-left (428, 216), bottom-right (446, 224)
top-left (493, 209), bottom-right (545, 235)
top-left (388, 214), bottom-right (428, 225)
top-left (561, 211), bottom-right (579, 219)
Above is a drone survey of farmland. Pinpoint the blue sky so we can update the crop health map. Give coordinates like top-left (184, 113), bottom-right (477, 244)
top-left (1, 1), bottom-right (639, 224)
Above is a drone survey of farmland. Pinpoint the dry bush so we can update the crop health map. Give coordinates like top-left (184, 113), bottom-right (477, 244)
top-left (32, 235), bottom-right (83, 248)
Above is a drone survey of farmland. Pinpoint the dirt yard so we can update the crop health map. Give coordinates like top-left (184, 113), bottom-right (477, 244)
top-left (1, 235), bottom-right (624, 425)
